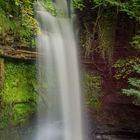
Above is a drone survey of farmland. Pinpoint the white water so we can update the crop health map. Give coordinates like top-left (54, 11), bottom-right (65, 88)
top-left (35, 1), bottom-right (84, 140)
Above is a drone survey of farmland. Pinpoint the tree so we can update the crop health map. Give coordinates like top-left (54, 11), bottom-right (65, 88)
top-left (123, 65), bottom-right (140, 105)
top-left (73, 0), bottom-right (140, 97)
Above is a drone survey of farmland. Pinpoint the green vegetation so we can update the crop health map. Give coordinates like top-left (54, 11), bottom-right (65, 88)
top-left (73, 0), bottom-right (140, 104)
top-left (0, 0), bottom-right (38, 47)
top-left (131, 31), bottom-right (140, 50)
top-left (43, 0), bottom-right (58, 15)
top-left (123, 65), bottom-right (140, 105)
top-left (72, 0), bottom-right (85, 10)
top-left (113, 57), bottom-right (140, 79)
top-left (74, 0), bottom-right (140, 20)
top-left (84, 72), bottom-right (102, 111)
top-left (0, 61), bottom-right (37, 128)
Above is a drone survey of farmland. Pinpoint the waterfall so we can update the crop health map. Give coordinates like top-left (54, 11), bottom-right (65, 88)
top-left (35, 1), bottom-right (84, 140)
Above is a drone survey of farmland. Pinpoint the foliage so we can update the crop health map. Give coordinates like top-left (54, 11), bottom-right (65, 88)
top-left (43, 0), bottom-right (58, 16)
top-left (83, 72), bottom-right (102, 111)
top-left (113, 57), bottom-right (140, 79)
top-left (93, 0), bottom-right (140, 20)
top-left (80, 23), bottom-right (93, 58)
top-left (0, 61), bottom-right (37, 128)
top-left (0, 9), bottom-right (16, 32)
top-left (0, 0), bottom-right (38, 47)
top-left (1, 0), bottom-right (140, 47)
top-left (123, 65), bottom-right (140, 105)
top-left (73, 0), bottom-right (140, 21)
top-left (97, 11), bottom-right (116, 71)
top-left (72, 0), bottom-right (85, 10)
top-left (131, 31), bottom-right (140, 50)
top-left (13, 0), bottom-right (38, 46)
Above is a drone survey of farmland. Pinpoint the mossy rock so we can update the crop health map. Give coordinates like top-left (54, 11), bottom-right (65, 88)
top-left (0, 61), bottom-right (37, 128)
top-left (83, 71), bottom-right (103, 111)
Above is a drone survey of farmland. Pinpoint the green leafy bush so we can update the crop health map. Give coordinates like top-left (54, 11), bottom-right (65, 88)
top-left (123, 65), bottom-right (140, 105)
top-left (83, 72), bottom-right (102, 111)
top-left (72, 0), bottom-right (85, 10)
top-left (0, 0), bottom-right (38, 47)
top-left (113, 57), bottom-right (140, 79)
top-left (131, 31), bottom-right (140, 50)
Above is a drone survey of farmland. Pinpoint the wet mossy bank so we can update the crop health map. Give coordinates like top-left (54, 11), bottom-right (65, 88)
top-left (0, 59), bottom-right (37, 128)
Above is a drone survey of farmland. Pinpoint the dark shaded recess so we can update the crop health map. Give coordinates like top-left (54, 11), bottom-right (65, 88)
top-left (76, 0), bottom-right (96, 32)
top-left (75, 3), bottom-right (140, 138)
top-left (114, 12), bottom-right (140, 60)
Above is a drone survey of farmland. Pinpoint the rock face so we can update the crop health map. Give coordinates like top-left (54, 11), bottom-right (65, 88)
top-left (0, 46), bottom-right (37, 60)
top-left (87, 94), bottom-right (140, 140)
top-left (0, 31), bottom-right (37, 61)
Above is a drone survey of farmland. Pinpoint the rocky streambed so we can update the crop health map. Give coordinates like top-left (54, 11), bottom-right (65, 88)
top-left (87, 94), bottom-right (140, 140)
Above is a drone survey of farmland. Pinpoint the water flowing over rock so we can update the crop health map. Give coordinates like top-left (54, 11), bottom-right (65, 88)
top-left (35, 1), bottom-right (85, 140)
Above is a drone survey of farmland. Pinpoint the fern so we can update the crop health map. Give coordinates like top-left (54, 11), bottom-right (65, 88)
top-left (128, 78), bottom-right (140, 88)
top-left (123, 88), bottom-right (140, 97)
top-left (0, 9), bottom-right (16, 32)
top-left (122, 65), bottom-right (140, 105)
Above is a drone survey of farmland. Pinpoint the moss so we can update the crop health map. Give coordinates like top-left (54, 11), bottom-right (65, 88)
top-left (83, 72), bottom-right (103, 111)
top-left (0, 61), bottom-right (37, 128)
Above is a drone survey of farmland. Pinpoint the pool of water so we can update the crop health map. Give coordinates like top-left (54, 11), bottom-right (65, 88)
top-left (0, 126), bottom-right (35, 140)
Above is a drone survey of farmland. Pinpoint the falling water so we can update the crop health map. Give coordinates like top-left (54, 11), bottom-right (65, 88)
top-left (35, 1), bottom-right (84, 140)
